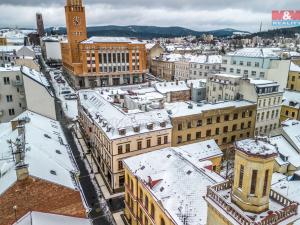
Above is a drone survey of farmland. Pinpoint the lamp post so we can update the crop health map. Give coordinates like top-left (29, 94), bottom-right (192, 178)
top-left (13, 205), bottom-right (17, 221)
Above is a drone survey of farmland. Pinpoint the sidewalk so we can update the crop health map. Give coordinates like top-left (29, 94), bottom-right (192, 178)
top-left (74, 123), bottom-right (125, 200)
top-left (113, 211), bottom-right (125, 225)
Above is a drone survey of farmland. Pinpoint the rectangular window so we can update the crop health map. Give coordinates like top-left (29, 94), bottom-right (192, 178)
top-left (206, 130), bottom-right (211, 136)
top-left (137, 141), bottom-right (142, 150)
top-left (164, 136), bottom-right (168, 144)
top-left (118, 145), bottom-right (123, 154)
top-left (4, 77), bottom-right (10, 85)
top-left (187, 134), bottom-right (191, 141)
top-left (196, 132), bottom-right (201, 139)
top-left (263, 170), bottom-right (269, 196)
top-left (177, 136), bottom-right (182, 144)
top-left (178, 123), bottom-right (182, 130)
top-left (8, 108), bottom-right (15, 116)
top-left (126, 144), bottom-right (130, 153)
top-left (187, 121), bottom-right (192, 129)
top-left (146, 139), bottom-right (151, 148)
top-left (197, 120), bottom-right (202, 127)
top-left (250, 170), bottom-right (258, 194)
top-left (157, 137), bottom-right (162, 145)
top-left (207, 118), bottom-right (212, 125)
top-left (118, 161), bottom-right (123, 170)
top-left (6, 95), bottom-right (13, 102)
top-left (238, 165), bottom-right (244, 188)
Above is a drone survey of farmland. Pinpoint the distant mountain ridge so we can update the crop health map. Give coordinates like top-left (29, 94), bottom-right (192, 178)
top-left (45, 25), bottom-right (250, 39)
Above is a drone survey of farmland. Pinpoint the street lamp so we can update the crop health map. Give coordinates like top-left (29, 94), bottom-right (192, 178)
top-left (13, 205), bottom-right (17, 221)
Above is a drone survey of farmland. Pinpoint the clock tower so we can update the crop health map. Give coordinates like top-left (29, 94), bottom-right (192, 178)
top-left (65, 0), bottom-right (87, 63)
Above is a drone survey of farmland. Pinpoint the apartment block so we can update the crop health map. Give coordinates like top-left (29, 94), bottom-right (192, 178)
top-left (78, 90), bottom-right (172, 193)
top-left (207, 74), bottom-right (283, 135)
top-left (0, 66), bottom-right (26, 122)
top-left (165, 100), bottom-right (257, 148)
top-left (287, 61), bottom-right (300, 91)
top-left (222, 48), bottom-right (290, 89)
top-left (123, 140), bottom-right (224, 225)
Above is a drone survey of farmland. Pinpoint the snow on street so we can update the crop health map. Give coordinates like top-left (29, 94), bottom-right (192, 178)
top-left (49, 70), bottom-right (78, 120)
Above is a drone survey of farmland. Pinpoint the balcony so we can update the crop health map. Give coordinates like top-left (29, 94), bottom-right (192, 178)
top-left (206, 181), bottom-right (298, 225)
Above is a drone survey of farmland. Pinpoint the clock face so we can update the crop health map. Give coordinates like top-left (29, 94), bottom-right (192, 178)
top-left (73, 16), bottom-right (81, 26)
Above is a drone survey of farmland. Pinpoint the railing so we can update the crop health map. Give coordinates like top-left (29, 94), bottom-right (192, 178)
top-left (206, 181), bottom-right (299, 225)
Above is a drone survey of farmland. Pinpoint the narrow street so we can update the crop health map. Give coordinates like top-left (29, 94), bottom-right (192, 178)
top-left (39, 57), bottom-right (115, 225)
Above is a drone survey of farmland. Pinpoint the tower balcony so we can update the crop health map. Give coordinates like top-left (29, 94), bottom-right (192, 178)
top-left (206, 180), bottom-right (299, 225)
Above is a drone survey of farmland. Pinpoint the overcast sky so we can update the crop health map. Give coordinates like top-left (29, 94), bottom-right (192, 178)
top-left (0, 0), bottom-right (298, 32)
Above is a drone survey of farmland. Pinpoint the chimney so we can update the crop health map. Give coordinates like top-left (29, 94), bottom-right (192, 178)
top-left (15, 163), bottom-right (29, 181)
top-left (176, 80), bottom-right (179, 85)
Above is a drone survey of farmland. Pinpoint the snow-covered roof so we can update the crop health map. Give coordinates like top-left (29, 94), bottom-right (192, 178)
top-left (272, 172), bottom-right (300, 207)
top-left (190, 55), bottom-right (222, 64)
top-left (249, 78), bottom-right (277, 86)
top-left (21, 66), bottom-right (53, 96)
top-left (227, 48), bottom-right (280, 58)
top-left (282, 90), bottom-right (300, 108)
top-left (0, 45), bottom-right (23, 52)
top-left (269, 135), bottom-right (300, 168)
top-left (290, 62), bottom-right (300, 72)
top-left (145, 43), bottom-right (156, 50)
top-left (281, 120), bottom-right (300, 153)
top-left (78, 90), bottom-right (172, 140)
top-left (124, 141), bottom-right (224, 225)
top-left (187, 79), bottom-right (207, 88)
top-left (0, 111), bottom-right (78, 196)
top-left (235, 138), bottom-right (278, 157)
top-left (154, 81), bottom-right (190, 94)
top-left (81, 36), bottom-right (144, 44)
top-left (0, 65), bottom-right (20, 72)
top-left (165, 100), bottom-right (255, 118)
top-left (211, 73), bottom-right (241, 79)
top-left (156, 53), bottom-right (183, 62)
top-left (13, 211), bottom-right (91, 225)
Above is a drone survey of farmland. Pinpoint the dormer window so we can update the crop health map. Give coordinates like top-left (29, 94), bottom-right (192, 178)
top-left (147, 123), bottom-right (153, 130)
top-left (133, 125), bottom-right (140, 133)
top-left (160, 121), bottom-right (166, 128)
top-left (102, 121), bottom-right (107, 127)
top-left (119, 128), bottom-right (126, 135)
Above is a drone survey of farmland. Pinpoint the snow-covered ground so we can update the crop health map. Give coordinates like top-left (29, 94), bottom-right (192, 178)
top-left (49, 70), bottom-right (78, 120)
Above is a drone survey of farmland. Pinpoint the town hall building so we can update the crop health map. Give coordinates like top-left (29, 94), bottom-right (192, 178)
top-left (61, 0), bottom-right (148, 88)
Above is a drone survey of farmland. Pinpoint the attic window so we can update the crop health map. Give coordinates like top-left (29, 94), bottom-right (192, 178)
top-left (160, 121), bottom-right (166, 128)
top-left (44, 134), bottom-right (51, 139)
top-left (141, 166), bottom-right (145, 170)
top-left (50, 170), bottom-right (57, 175)
top-left (160, 187), bottom-right (164, 192)
top-left (147, 123), bottom-right (153, 130)
top-left (167, 154), bottom-right (171, 158)
top-left (119, 128), bottom-right (126, 135)
top-left (207, 145), bottom-right (211, 149)
top-left (55, 150), bottom-right (62, 154)
top-left (133, 125), bottom-right (140, 132)
top-left (186, 170), bottom-right (192, 175)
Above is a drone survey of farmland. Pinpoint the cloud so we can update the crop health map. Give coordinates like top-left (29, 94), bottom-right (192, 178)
top-left (0, 0), bottom-right (298, 31)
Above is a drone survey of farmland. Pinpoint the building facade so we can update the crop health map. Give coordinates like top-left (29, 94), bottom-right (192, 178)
top-left (123, 140), bottom-right (224, 225)
top-left (222, 48), bottom-right (290, 89)
top-left (165, 100), bottom-right (256, 148)
top-left (207, 74), bottom-right (283, 135)
top-left (287, 62), bottom-right (300, 91)
top-left (78, 90), bottom-right (172, 193)
top-left (206, 138), bottom-right (299, 225)
top-left (0, 66), bottom-right (26, 122)
top-left (61, 0), bottom-right (148, 88)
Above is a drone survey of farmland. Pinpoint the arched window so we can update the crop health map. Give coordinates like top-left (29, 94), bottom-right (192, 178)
top-left (150, 203), bottom-right (155, 219)
top-left (161, 218), bottom-right (165, 225)
top-left (145, 195), bottom-right (149, 210)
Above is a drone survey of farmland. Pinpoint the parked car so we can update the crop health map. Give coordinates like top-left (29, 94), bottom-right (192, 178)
top-left (64, 93), bottom-right (78, 100)
top-left (54, 75), bottom-right (61, 80)
top-left (56, 79), bottom-right (66, 84)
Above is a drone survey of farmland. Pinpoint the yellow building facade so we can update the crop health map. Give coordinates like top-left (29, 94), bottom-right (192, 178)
top-left (61, 0), bottom-right (148, 88)
top-left (287, 62), bottom-right (300, 91)
top-left (0, 37), bottom-right (7, 46)
top-left (206, 138), bottom-right (299, 225)
top-left (167, 101), bottom-right (257, 148)
top-left (123, 141), bottom-right (224, 225)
